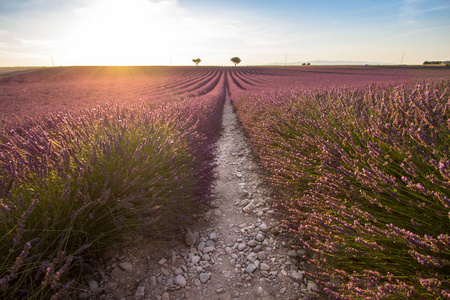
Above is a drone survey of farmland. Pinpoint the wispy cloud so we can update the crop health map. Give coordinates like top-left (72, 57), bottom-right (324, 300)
top-left (391, 24), bottom-right (450, 39)
top-left (399, 0), bottom-right (450, 24)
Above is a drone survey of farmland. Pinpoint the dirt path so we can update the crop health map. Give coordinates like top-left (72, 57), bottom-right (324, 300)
top-left (89, 91), bottom-right (317, 300)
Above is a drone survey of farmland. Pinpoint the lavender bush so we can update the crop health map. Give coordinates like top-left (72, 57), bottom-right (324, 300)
top-left (0, 79), bottom-right (225, 298)
top-left (232, 79), bottom-right (450, 299)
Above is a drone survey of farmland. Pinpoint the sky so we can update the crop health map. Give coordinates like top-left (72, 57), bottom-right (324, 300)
top-left (0, 0), bottom-right (449, 66)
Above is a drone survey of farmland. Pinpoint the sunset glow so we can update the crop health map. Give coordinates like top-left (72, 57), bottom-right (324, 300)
top-left (0, 0), bottom-right (449, 66)
top-left (65, 0), bottom-right (184, 65)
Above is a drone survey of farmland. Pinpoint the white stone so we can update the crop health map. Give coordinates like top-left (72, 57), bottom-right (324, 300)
top-left (257, 251), bottom-right (267, 261)
top-left (238, 243), bottom-right (246, 251)
top-left (240, 199), bottom-right (250, 207)
top-left (253, 245), bottom-right (262, 252)
top-left (259, 224), bottom-right (270, 232)
top-left (247, 253), bottom-right (257, 263)
top-left (161, 267), bottom-right (170, 276)
top-left (203, 246), bottom-right (214, 254)
top-left (175, 267), bottom-right (183, 275)
top-left (135, 286), bottom-right (145, 297)
top-left (197, 241), bottom-right (206, 252)
top-left (209, 232), bottom-right (218, 241)
top-left (88, 279), bottom-right (98, 291)
top-left (174, 275), bottom-right (187, 288)
top-left (260, 263), bottom-right (270, 271)
top-left (256, 233), bottom-right (265, 242)
top-left (245, 263), bottom-right (257, 273)
top-left (261, 271), bottom-right (269, 277)
top-left (199, 272), bottom-right (210, 283)
top-left (247, 240), bottom-right (257, 247)
top-left (185, 229), bottom-right (199, 246)
top-left (192, 255), bottom-right (201, 264)
top-left (243, 203), bottom-right (255, 213)
top-left (291, 270), bottom-right (303, 281)
top-left (118, 262), bottom-right (133, 272)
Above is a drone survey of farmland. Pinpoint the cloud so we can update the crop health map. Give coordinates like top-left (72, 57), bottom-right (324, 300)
top-left (391, 24), bottom-right (450, 39)
top-left (399, 0), bottom-right (450, 24)
top-left (399, 0), bottom-right (421, 24)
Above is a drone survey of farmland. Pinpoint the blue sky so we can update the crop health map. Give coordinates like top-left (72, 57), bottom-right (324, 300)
top-left (0, 0), bottom-right (449, 66)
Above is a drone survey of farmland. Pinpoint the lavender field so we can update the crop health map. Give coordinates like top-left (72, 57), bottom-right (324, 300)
top-left (1, 65), bottom-right (450, 299)
top-left (230, 73), bottom-right (450, 299)
top-left (0, 67), bottom-right (227, 298)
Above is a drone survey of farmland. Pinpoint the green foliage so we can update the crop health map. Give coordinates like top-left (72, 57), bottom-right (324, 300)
top-left (232, 80), bottom-right (450, 299)
top-left (0, 98), bottom-right (220, 298)
top-left (231, 57), bottom-right (241, 66)
top-left (192, 58), bottom-right (201, 66)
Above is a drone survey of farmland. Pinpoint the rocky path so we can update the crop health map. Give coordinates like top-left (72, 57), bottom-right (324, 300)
top-left (87, 91), bottom-right (317, 300)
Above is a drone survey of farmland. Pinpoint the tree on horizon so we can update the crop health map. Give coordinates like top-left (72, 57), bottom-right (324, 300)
top-left (192, 58), bottom-right (201, 66)
top-left (231, 57), bottom-right (241, 66)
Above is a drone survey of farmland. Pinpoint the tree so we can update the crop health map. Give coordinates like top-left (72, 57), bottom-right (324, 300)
top-left (230, 57), bottom-right (241, 66)
top-left (192, 58), bottom-right (201, 66)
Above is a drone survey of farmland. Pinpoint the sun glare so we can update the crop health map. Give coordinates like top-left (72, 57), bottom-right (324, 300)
top-left (65, 0), bottom-right (180, 65)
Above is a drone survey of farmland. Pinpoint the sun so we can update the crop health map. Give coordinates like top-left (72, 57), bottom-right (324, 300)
top-left (65, 0), bottom-right (179, 65)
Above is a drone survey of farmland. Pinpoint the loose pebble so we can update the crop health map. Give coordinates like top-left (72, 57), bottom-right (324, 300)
top-left (135, 286), bottom-right (145, 297)
top-left (88, 279), bottom-right (98, 291)
top-left (245, 263), bottom-right (257, 274)
top-left (199, 272), bottom-right (210, 283)
top-left (174, 275), bottom-right (187, 288)
top-left (118, 262), bottom-right (133, 272)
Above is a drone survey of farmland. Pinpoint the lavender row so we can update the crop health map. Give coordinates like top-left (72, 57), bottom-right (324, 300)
top-left (231, 79), bottom-right (450, 299)
top-left (0, 79), bottom-right (225, 298)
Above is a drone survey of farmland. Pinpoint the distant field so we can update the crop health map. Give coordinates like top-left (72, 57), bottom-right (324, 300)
top-left (0, 67), bottom-right (40, 76)
top-left (1, 65), bottom-right (449, 121)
